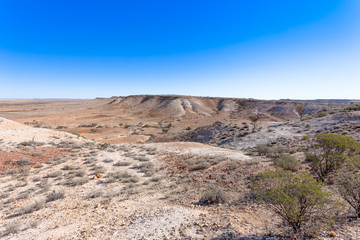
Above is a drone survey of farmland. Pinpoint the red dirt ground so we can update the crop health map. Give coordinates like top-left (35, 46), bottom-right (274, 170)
top-left (0, 147), bottom-right (69, 173)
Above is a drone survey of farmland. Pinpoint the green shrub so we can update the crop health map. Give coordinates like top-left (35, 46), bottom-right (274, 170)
top-left (256, 144), bottom-right (288, 158)
top-left (271, 145), bottom-right (287, 158)
top-left (301, 117), bottom-right (312, 121)
top-left (256, 144), bottom-right (271, 156)
top-left (306, 133), bottom-right (360, 181)
top-left (315, 111), bottom-right (328, 118)
top-left (252, 169), bottom-right (341, 235)
top-left (336, 158), bottom-right (360, 217)
top-left (273, 155), bottom-right (300, 172)
top-left (345, 103), bottom-right (360, 112)
top-left (302, 135), bottom-right (310, 140)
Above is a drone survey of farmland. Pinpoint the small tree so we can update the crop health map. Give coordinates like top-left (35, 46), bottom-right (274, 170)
top-left (295, 104), bottom-right (305, 120)
top-left (252, 169), bottom-right (339, 235)
top-left (248, 114), bottom-right (261, 133)
top-left (306, 133), bottom-right (360, 181)
top-left (336, 158), bottom-right (360, 217)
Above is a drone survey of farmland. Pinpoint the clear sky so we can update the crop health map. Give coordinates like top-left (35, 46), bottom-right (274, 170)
top-left (0, 0), bottom-right (359, 99)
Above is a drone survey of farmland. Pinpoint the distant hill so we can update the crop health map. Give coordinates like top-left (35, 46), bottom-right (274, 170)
top-left (101, 95), bottom-right (351, 121)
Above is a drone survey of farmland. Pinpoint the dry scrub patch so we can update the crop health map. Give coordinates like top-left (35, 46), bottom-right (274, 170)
top-left (157, 151), bottom-right (283, 236)
top-left (0, 147), bottom-right (69, 174)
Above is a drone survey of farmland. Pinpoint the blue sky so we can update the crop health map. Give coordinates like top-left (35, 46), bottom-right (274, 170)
top-left (0, 0), bottom-right (359, 99)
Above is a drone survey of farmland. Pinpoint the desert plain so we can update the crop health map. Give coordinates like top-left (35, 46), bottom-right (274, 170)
top-left (0, 95), bottom-right (359, 239)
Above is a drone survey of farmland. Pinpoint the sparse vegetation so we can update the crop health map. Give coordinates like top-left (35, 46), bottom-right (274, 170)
top-left (15, 158), bottom-right (32, 166)
top-left (103, 171), bottom-right (135, 183)
top-left (46, 190), bottom-right (65, 202)
top-left (255, 143), bottom-right (271, 156)
top-left (1, 222), bottom-right (20, 237)
top-left (103, 158), bottom-right (114, 163)
top-left (64, 177), bottom-right (89, 186)
top-left (273, 154), bottom-right (300, 172)
top-left (315, 111), bottom-right (328, 118)
top-left (18, 200), bottom-right (45, 215)
top-left (45, 171), bottom-right (63, 178)
top-left (135, 156), bottom-right (150, 162)
top-left (78, 123), bottom-right (97, 128)
top-left (2, 97), bottom-right (360, 239)
top-left (61, 165), bottom-right (78, 171)
top-left (87, 189), bottom-right (103, 199)
top-left (92, 165), bottom-right (106, 175)
top-left (18, 141), bottom-right (44, 147)
top-left (255, 144), bottom-right (287, 158)
top-left (199, 185), bottom-right (228, 204)
top-left (345, 103), bottom-right (360, 112)
top-left (190, 162), bottom-right (210, 171)
top-left (37, 179), bottom-right (50, 193)
top-left (136, 162), bottom-right (155, 176)
top-left (113, 161), bottom-right (131, 167)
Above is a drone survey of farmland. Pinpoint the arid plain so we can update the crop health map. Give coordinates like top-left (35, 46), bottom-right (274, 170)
top-left (0, 95), bottom-right (359, 239)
